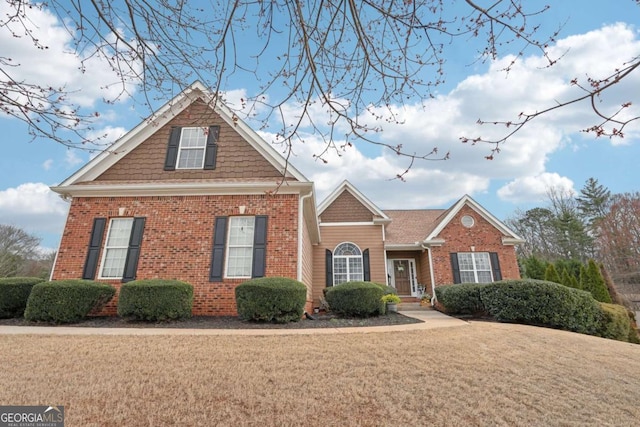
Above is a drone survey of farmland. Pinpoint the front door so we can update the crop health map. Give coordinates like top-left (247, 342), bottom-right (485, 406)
top-left (389, 259), bottom-right (417, 296)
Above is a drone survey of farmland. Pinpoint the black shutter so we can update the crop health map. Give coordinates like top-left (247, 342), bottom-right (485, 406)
top-left (209, 216), bottom-right (228, 282)
top-left (450, 253), bottom-right (461, 284)
top-left (490, 252), bottom-right (502, 281)
top-left (251, 216), bottom-right (268, 278)
top-left (164, 126), bottom-right (182, 171)
top-left (82, 218), bottom-right (106, 279)
top-left (122, 217), bottom-right (145, 283)
top-left (203, 126), bottom-right (220, 170)
top-left (363, 249), bottom-right (371, 281)
top-left (325, 249), bottom-right (333, 287)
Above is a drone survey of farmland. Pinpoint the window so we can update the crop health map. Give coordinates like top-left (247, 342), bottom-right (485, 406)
top-left (457, 252), bottom-right (493, 283)
top-left (333, 242), bottom-right (363, 285)
top-left (176, 127), bottom-right (207, 169)
top-left (83, 217), bottom-right (145, 281)
top-left (99, 218), bottom-right (134, 278)
top-left (226, 216), bottom-right (255, 278)
top-left (209, 215), bottom-right (268, 281)
top-left (164, 126), bottom-right (219, 171)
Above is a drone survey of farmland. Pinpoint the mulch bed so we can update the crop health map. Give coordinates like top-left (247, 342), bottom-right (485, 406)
top-left (0, 312), bottom-right (423, 329)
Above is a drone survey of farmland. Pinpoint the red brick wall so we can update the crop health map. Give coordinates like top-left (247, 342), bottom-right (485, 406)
top-left (430, 205), bottom-right (521, 286)
top-left (52, 193), bottom-right (299, 316)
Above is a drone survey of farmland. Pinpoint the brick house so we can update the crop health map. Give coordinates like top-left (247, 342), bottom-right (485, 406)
top-left (50, 82), bottom-right (523, 316)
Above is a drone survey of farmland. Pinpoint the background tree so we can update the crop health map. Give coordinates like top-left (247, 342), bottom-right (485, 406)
top-left (576, 178), bottom-right (611, 229)
top-left (1, 1), bottom-right (638, 163)
top-left (596, 192), bottom-right (640, 296)
top-left (580, 260), bottom-right (612, 303)
top-left (0, 224), bottom-right (54, 278)
top-left (544, 264), bottom-right (561, 285)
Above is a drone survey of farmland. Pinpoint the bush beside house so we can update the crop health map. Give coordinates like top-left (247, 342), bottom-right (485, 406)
top-left (235, 277), bottom-right (307, 323)
top-left (24, 280), bottom-right (115, 323)
top-left (436, 279), bottom-right (636, 343)
top-left (0, 277), bottom-right (45, 318)
top-left (324, 281), bottom-right (384, 317)
top-left (118, 279), bottom-right (194, 321)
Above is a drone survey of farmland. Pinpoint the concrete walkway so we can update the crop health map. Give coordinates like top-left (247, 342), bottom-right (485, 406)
top-left (0, 309), bottom-right (468, 336)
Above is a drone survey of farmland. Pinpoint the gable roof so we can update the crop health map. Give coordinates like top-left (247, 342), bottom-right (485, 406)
top-left (317, 180), bottom-right (391, 224)
top-left (424, 194), bottom-right (524, 245)
top-left (383, 195), bottom-right (524, 248)
top-left (55, 81), bottom-right (308, 188)
top-left (383, 209), bottom-right (446, 246)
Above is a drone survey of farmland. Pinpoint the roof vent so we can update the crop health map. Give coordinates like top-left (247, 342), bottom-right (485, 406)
top-left (461, 215), bottom-right (475, 228)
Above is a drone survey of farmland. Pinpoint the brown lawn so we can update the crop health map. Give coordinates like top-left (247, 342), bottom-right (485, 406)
top-left (0, 322), bottom-right (638, 426)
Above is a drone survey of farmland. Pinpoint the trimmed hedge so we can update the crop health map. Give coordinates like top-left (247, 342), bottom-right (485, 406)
top-left (597, 303), bottom-right (632, 342)
top-left (324, 281), bottom-right (384, 317)
top-left (24, 280), bottom-right (115, 323)
top-left (0, 277), bottom-right (46, 318)
top-left (480, 280), bottom-right (602, 334)
top-left (434, 283), bottom-right (486, 315)
top-left (235, 277), bottom-right (307, 323)
top-left (436, 279), bottom-right (602, 335)
top-left (118, 279), bottom-right (193, 321)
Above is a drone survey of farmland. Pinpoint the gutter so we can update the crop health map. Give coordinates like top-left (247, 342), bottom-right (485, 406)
top-left (422, 244), bottom-right (438, 306)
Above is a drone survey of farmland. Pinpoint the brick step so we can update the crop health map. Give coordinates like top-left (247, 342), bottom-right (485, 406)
top-left (398, 302), bottom-right (433, 311)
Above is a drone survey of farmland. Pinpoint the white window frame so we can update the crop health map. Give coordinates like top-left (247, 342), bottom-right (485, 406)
top-left (176, 127), bottom-right (207, 169)
top-left (333, 242), bottom-right (364, 285)
top-left (458, 252), bottom-right (493, 283)
top-left (98, 218), bottom-right (134, 279)
top-left (224, 216), bottom-right (255, 279)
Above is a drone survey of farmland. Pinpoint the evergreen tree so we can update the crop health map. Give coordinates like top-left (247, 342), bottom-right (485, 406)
top-left (576, 178), bottom-right (611, 229)
top-left (580, 260), bottom-right (612, 303)
top-left (560, 268), bottom-right (580, 289)
top-left (544, 263), bottom-right (561, 284)
top-left (522, 255), bottom-right (547, 280)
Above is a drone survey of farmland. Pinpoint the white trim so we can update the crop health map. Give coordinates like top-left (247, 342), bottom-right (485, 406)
top-left (51, 181), bottom-right (313, 198)
top-left (320, 222), bottom-right (376, 226)
top-left (175, 127), bottom-right (207, 170)
top-left (385, 243), bottom-right (422, 251)
top-left (388, 258), bottom-right (418, 296)
top-left (297, 191), bottom-right (314, 283)
top-left (424, 194), bottom-right (523, 243)
top-left (427, 246), bottom-right (436, 305)
top-left (56, 81), bottom-right (309, 187)
top-left (98, 218), bottom-right (134, 279)
top-left (332, 242), bottom-right (364, 285)
top-left (317, 180), bottom-right (390, 221)
top-left (224, 216), bottom-right (255, 279)
top-left (49, 201), bottom-right (71, 280)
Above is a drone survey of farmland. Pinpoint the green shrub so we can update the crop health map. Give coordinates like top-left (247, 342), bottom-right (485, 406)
top-left (597, 303), bottom-right (632, 342)
top-left (118, 279), bottom-right (193, 321)
top-left (235, 277), bottom-right (307, 323)
top-left (434, 283), bottom-right (486, 315)
top-left (381, 294), bottom-right (401, 304)
top-left (24, 280), bottom-right (115, 323)
top-left (480, 279), bottom-right (602, 334)
top-left (0, 277), bottom-right (45, 318)
top-left (324, 281), bottom-right (384, 317)
top-left (374, 283), bottom-right (398, 295)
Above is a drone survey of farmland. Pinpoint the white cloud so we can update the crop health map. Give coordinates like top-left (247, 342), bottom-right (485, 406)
top-left (497, 173), bottom-right (576, 203)
top-left (65, 150), bottom-right (83, 167)
top-left (0, 183), bottom-right (68, 234)
top-left (270, 22), bottom-right (640, 208)
top-left (0, 2), bottom-right (138, 111)
top-left (42, 159), bottom-right (54, 171)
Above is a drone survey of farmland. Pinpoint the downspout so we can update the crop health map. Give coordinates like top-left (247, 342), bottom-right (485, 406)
top-left (422, 244), bottom-right (437, 306)
top-left (49, 195), bottom-right (72, 281)
top-left (297, 190), bottom-right (313, 283)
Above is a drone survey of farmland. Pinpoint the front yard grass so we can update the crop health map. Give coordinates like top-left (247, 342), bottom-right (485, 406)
top-left (1, 322), bottom-right (638, 426)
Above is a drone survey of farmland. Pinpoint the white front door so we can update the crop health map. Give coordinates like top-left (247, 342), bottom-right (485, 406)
top-left (388, 259), bottom-right (418, 296)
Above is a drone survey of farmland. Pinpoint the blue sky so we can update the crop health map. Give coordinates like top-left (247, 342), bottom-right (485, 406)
top-left (1, 1), bottom-right (639, 251)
